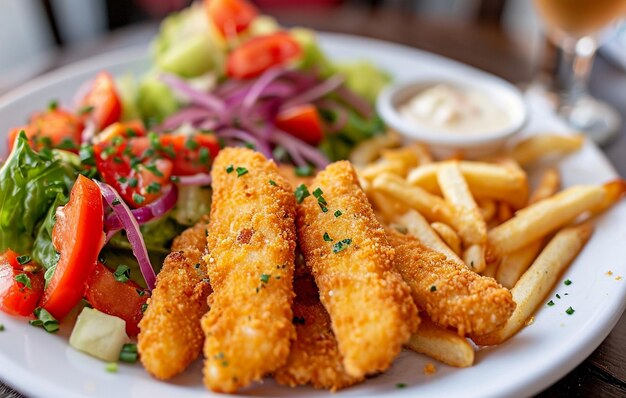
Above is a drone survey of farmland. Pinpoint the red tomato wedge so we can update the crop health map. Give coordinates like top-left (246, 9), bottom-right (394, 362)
top-left (8, 109), bottom-right (83, 153)
top-left (0, 250), bottom-right (45, 317)
top-left (275, 104), bottom-right (324, 146)
top-left (85, 262), bottom-right (149, 336)
top-left (81, 72), bottom-right (122, 131)
top-left (40, 175), bottom-right (104, 320)
top-left (226, 32), bottom-right (302, 79)
top-left (205, 0), bottom-right (258, 37)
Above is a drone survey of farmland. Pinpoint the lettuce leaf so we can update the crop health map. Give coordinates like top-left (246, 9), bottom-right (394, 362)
top-left (0, 133), bottom-right (76, 256)
top-left (32, 193), bottom-right (67, 269)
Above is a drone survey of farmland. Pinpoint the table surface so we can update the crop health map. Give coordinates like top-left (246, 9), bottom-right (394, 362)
top-left (1, 5), bottom-right (625, 398)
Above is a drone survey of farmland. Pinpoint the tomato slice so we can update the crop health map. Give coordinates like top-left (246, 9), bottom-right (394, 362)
top-left (205, 0), bottom-right (258, 37)
top-left (40, 175), bottom-right (104, 320)
top-left (81, 72), bottom-right (122, 132)
top-left (226, 32), bottom-right (302, 79)
top-left (85, 263), bottom-right (149, 337)
top-left (0, 250), bottom-right (45, 317)
top-left (8, 109), bottom-right (83, 153)
top-left (275, 104), bottom-right (324, 146)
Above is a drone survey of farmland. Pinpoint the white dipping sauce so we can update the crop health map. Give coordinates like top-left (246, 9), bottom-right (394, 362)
top-left (399, 84), bottom-right (511, 135)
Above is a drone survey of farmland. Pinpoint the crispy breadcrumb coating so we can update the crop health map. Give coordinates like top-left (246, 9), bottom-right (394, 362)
top-left (386, 229), bottom-right (516, 336)
top-left (202, 148), bottom-right (297, 393)
top-left (274, 274), bottom-right (364, 391)
top-left (171, 215), bottom-right (209, 252)
top-left (296, 161), bottom-right (419, 378)
top-left (138, 248), bottom-right (210, 380)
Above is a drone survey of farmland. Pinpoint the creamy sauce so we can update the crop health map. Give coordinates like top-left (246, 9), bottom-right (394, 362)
top-left (399, 84), bottom-right (511, 135)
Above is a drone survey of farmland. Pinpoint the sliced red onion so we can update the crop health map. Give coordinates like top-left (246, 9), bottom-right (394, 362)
top-left (81, 119), bottom-right (96, 143)
top-left (241, 67), bottom-right (288, 112)
top-left (104, 184), bottom-right (178, 230)
top-left (271, 129), bottom-right (329, 169)
top-left (219, 127), bottom-right (273, 159)
top-left (176, 173), bottom-right (212, 186)
top-left (160, 74), bottom-right (225, 114)
top-left (316, 99), bottom-right (349, 133)
top-left (336, 86), bottom-right (373, 119)
top-left (95, 180), bottom-right (157, 290)
top-left (281, 74), bottom-right (345, 110)
top-left (160, 107), bottom-right (216, 131)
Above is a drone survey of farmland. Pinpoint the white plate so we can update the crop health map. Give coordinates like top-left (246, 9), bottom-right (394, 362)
top-left (0, 32), bottom-right (625, 398)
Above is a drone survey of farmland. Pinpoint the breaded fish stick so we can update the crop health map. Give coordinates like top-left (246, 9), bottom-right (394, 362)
top-left (274, 274), bottom-right (364, 391)
top-left (138, 248), bottom-right (210, 379)
top-left (171, 215), bottom-right (209, 252)
top-left (202, 148), bottom-right (297, 393)
top-left (297, 161), bottom-right (419, 378)
top-left (386, 229), bottom-right (515, 336)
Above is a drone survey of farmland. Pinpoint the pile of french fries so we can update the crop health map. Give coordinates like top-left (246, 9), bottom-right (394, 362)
top-left (351, 131), bottom-right (625, 368)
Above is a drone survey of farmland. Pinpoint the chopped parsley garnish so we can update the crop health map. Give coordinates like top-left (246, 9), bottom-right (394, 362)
top-left (295, 165), bottom-right (314, 177)
top-left (118, 177), bottom-right (128, 184)
top-left (79, 144), bottom-right (96, 166)
top-left (430, 285), bottom-right (436, 292)
top-left (565, 306), bottom-right (575, 315)
top-left (323, 232), bottom-right (333, 242)
top-left (312, 187), bottom-right (328, 211)
top-left (332, 239), bottom-right (352, 254)
top-left (294, 184), bottom-right (310, 204)
top-left (58, 138), bottom-right (77, 150)
top-left (269, 179), bottom-right (277, 186)
top-left (260, 274), bottom-right (271, 283)
top-left (556, 294), bottom-right (561, 299)
top-left (185, 138), bottom-right (199, 150)
top-left (145, 182), bottom-right (161, 194)
top-left (236, 167), bottom-right (248, 177)
top-left (141, 303), bottom-right (148, 313)
top-left (547, 300), bottom-right (555, 306)
top-left (128, 177), bottom-right (138, 188)
top-left (105, 362), bottom-right (118, 373)
top-left (396, 383), bottom-right (407, 389)
top-left (119, 343), bottom-right (138, 363)
top-left (17, 255), bottom-right (31, 265)
top-left (132, 193), bottom-right (145, 204)
top-left (334, 210), bottom-right (342, 217)
top-left (29, 308), bottom-right (59, 333)
top-left (564, 279), bottom-right (572, 286)
top-left (113, 265), bottom-right (131, 283)
top-left (226, 165), bottom-right (234, 173)
top-left (48, 99), bottom-right (58, 111)
top-left (199, 147), bottom-right (210, 164)
top-left (144, 164), bottom-right (163, 177)
top-left (312, 187), bottom-right (323, 198)
top-left (136, 289), bottom-right (145, 297)
top-left (78, 105), bottom-right (94, 115)
top-left (14, 274), bottom-right (31, 289)
top-left (111, 198), bottom-right (121, 206)
top-left (0, 324), bottom-right (4, 332)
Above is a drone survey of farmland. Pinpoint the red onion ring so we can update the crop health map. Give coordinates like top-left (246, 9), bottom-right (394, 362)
top-left (104, 184), bottom-right (178, 230)
top-left (176, 173), bottom-right (212, 186)
top-left (280, 74), bottom-right (345, 111)
top-left (160, 73), bottom-right (226, 114)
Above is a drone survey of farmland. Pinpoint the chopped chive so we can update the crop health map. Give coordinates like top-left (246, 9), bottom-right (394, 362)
top-left (564, 279), bottom-right (572, 286)
top-left (144, 164), bottom-right (164, 177)
top-left (556, 294), bottom-right (561, 299)
top-left (78, 105), bottom-right (94, 115)
top-left (185, 138), bottom-right (199, 150)
top-left (14, 274), bottom-right (31, 289)
top-left (334, 210), bottom-right (342, 217)
top-left (199, 147), bottom-right (210, 164)
top-left (295, 165), bottom-right (314, 177)
top-left (48, 99), bottom-right (58, 111)
top-left (105, 362), bottom-right (118, 373)
top-left (260, 274), bottom-right (270, 283)
top-left (547, 300), bottom-right (555, 306)
top-left (113, 265), bottom-right (131, 283)
top-left (29, 308), bottom-right (59, 333)
top-left (128, 177), bottom-right (138, 188)
top-left (119, 343), bottom-right (138, 363)
top-left (145, 182), bottom-right (161, 194)
top-left (118, 177), bottom-right (128, 184)
top-left (430, 285), bottom-right (436, 292)
top-left (565, 306), bottom-right (575, 315)
top-left (396, 383), bottom-right (407, 389)
top-left (226, 165), bottom-right (234, 173)
top-left (141, 303), bottom-right (148, 313)
top-left (132, 193), bottom-right (145, 204)
top-left (312, 188), bottom-right (323, 198)
top-left (0, 324), bottom-right (4, 332)
top-left (17, 255), bottom-right (31, 265)
top-left (269, 179), bottom-right (277, 186)
top-left (111, 198), bottom-right (121, 206)
top-left (236, 167), bottom-right (248, 177)
top-left (294, 184), bottom-right (310, 204)
top-left (323, 232), bottom-right (333, 242)
top-left (332, 239), bottom-right (352, 254)
top-left (136, 289), bottom-right (145, 297)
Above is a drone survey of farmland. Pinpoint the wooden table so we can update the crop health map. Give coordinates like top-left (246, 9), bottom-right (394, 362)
top-left (1, 5), bottom-right (625, 397)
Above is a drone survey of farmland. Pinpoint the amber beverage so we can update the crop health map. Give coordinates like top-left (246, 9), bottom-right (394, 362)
top-left (535, 0), bottom-right (626, 38)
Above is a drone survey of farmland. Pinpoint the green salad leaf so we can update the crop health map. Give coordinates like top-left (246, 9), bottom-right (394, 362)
top-left (334, 61), bottom-right (391, 103)
top-left (0, 132), bottom-right (76, 257)
top-left (32, 193), bottom-right (66, 269)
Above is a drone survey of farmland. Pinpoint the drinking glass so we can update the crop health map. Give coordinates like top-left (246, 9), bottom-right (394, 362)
top-left (534, 0), bottom-right (626, 144)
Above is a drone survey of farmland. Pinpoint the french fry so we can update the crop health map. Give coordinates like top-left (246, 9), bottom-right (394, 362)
top-left (463, 244), bottom-right (486, 273)
top-left (368, 190), bottom-right (410, 223)
top-left (497, 202), bottom-right (513, 224)
top-left (361, 159), bottom-right (406, 180)
top-left (431, 222), bottom-right (462, 256)
top-left (509, 134), bottom-right (584, 167)
top-left (405, 316), bottom-right (475, 368)
top-left (349, 130), bottom-right (401, 167)
top-left (474, 223), bottom-right (593, 346)
top-left (396, 210), bottom-right (465, 267)
top-left (488, 185), bottom-right (605, 257)
top-left (528, 168), bottom-right (560, 204)
top-left (372, 173), bottom-right (456, 225)
top-left (496, 240), bottom-right (543, 289)
top-left (481, 257), bottom-right (500, 279)
top-left (587, 180), bottom-right (626, 217)
top-left (407, 161), bottom-right (529, 209)
top-left (478, 199), bottom-right (497, 223)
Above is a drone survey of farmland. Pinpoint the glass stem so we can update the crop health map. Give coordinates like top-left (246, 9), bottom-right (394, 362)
top-left (553, 35), bottom-right (598, 111)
